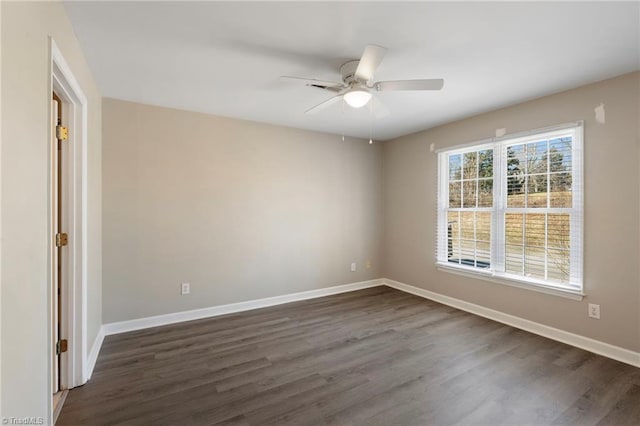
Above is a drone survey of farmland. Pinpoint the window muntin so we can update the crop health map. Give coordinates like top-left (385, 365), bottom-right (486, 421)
top-left (437, 124), bottom-right (583, 292)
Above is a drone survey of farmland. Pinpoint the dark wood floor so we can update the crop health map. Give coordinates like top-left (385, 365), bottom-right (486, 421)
top-left (58, 286), bottom-right (640, 425)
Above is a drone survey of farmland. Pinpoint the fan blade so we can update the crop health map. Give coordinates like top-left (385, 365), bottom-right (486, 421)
top-left (375, 79), bottom-right (444, 91)
top-left (305, 95), bottom-right (343, 114)
top-left (280, 76), bottom-right (344, 88)
top-left (354, 45), bottom-right (387, 82)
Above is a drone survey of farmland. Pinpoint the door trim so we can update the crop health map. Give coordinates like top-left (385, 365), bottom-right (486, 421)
top-left (49, 38), bottom-right (89, 422)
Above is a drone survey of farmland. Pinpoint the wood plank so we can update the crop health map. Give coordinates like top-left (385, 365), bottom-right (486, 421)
top-left (57, 287), bottom-right (640, 425)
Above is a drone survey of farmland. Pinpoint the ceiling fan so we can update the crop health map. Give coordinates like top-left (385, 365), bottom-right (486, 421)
top-left (281, 45), bottom-right (444, 114)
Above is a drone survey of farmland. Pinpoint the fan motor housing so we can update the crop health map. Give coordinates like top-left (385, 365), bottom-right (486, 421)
top-left (340, 60), bottom-right (361, 85)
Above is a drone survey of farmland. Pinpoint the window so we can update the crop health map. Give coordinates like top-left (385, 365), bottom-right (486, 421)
top-left (437, 123), bottom-right (583, 294)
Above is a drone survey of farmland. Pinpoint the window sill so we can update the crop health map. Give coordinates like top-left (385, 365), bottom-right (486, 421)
top-left (436, 262), bottom-right (584, 301)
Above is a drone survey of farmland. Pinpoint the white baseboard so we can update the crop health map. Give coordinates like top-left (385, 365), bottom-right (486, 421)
top-left (84, 326), bottom-right (105, 381)
top-left (103, 279), bottom-right (385, 336)
top-left (95, 276), bottom-right (639, 370)
top-left (383, 278), bottom-right (640, 368)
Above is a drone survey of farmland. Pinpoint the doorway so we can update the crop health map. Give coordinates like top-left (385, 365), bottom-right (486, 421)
top-left (49, 39), bottom-right (90, 425)
top-left (51, 91), bottom-right (68, 420)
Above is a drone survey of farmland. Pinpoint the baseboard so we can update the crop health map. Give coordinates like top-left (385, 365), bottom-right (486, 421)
top-left (96, 276), bottom-right (639, 369)
top-left (103, 279), bottom-right (385, 336)
top-left (85, 325), bottom-right (105, 381)
top-left (383, 278), bottom-right (640, 368)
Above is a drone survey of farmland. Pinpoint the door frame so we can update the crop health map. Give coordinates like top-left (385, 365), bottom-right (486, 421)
top-left (51, 95), bottom-right (64, 395)
top-left (48, 38), bottom-right (88, 410)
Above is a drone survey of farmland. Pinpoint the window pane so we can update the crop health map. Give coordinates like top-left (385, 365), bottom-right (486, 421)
top-left (505, 244), bottom-right (523, 274)
top-left (548, 248), bottom-right (570, 283)
top-left (507, 176), bottom-right (525, 207)
top-left (460, 212), bottom-right (475, 240)
top-left (476, 212), bottom-right (491, 241)
top-left (526, 140), bottom-right (547, 175)
top-left (505, 213), bottom-right (523, 245)
top-left (463, 180), bottom-right (477, 208)
top-left (524, 246), bottom-right (546, 280)
top-left (527, 175), bottom-right (548, 207)
top-left (448, 242), bottom-right (461, 265)
top-left (447, 211), bottom-right (460, 240)
top-left (549, 137), bottom-right (572, 172)
top-left (507, 145), bottom-right (525, 176)
top-left (524, 214), bottom-right (546, 248)
top-left (476, 241), bottom-right (491, 268)
top-left (478, 149), bottom-right (493, 178)
top-left (549, 172), bottom-right (572, 208)
top-left (547, 214), bottom-right (570, 249)
top-left (460, 241), bottom-right (475, 266)
top-left (478, 179), bottom-right (493, 207)
top-left (449, 182), bottom-right (461, 208)
top-left (447, 212), bottom-right (460, 263)
top-left (446, 209), bottom-right (491, 268)
top-left (449, 154), bottom-right (462, 180)
top-left (463, 152), bottom-right (477, 179)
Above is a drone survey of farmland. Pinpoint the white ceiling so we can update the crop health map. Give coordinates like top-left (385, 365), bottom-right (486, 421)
top-left (64, 1), bottom-right (640, 141)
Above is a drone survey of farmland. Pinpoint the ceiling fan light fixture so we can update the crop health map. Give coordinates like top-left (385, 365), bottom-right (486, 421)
top-left (343, 89), bottom-right (372, 108)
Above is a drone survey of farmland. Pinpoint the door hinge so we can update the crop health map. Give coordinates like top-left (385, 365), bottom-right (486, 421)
top-left (55, 233), bottom-right (68, 247)
top-left (56, 125), bottom-right (68, 141)
top-left (56, 339), bottom-right (68, 355)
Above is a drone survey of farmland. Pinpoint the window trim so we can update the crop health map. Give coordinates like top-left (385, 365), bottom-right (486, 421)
top-left (436, 263), bottom-right (585, 300)
top-left (436, 121), bottom-right (584, 299)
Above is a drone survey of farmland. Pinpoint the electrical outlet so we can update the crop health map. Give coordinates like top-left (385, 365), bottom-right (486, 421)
top-left (351, 262), bottom-right (357, 272)
top-left (181, 282), bottom-right (190, 295)
top-left (588, 303), bottom-right (600, 319)
top-left (365, 260), bottom-right (371, 269)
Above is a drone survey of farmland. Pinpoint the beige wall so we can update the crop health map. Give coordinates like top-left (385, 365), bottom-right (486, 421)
top-left (637, 69), bottom-right (640, 355)
top-left (102, 99), bottom-right (382, 323)
top-left (382, 72), bottom-right (640, 352)
top-left (1, 1), bottom-right (102, 420)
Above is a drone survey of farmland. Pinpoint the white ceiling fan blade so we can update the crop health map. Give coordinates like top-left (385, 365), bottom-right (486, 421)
top-left (305, 94), bottom-right (343, 114)
top-left (375, 79), bottom-right (444, 91)
top-left (354, 45), bottom-right (387, 83)
top-left (280, 76), bottom-right (344, 89)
